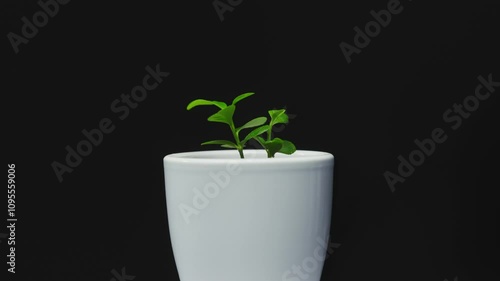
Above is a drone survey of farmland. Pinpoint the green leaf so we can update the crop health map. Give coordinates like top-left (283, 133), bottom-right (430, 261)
top-left (279, 140), bottom-right (296, 155)
top-left (269, 109), bottom-right (289, 126)
top-left (207, 105), bottom-right (235, 125)
top-left (201, 140), bottom-right (238, 148)
top-left (221, 144), bottom-right (237, 148)
top-left (187, 99), bottom-right (227, 110)
top-left (262, 138), bottom-right (284, 158)
top-left (232, 92), bottom-right (254, 105)
top-left (211, 101), bottom-right (228, 109)
top-left (236, 117), bottom-right (267, 133)
top-left (241, 125), bottom-right (269, 144)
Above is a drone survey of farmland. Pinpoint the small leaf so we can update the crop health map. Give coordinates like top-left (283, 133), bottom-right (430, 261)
top-left (232, 92), bottom-right (255, 105)
top-left (211, 101), bottom-right (228, 109)
top-left (201, 140), bottom-right (237, 148)
top-left (187, 99), bottom-right (227, 110)
top-left (221, 144), bottom-right (237, 148)
top-left (241, 125), bottom-right (269, 144)
top-left (207, 105), bottom-right (235, 125)
top-left (279, 140), bottom-right (296, 155)
top-left (269, 109), bottom-right (289, 126)
top-left (263, 138), bottom-right (284, 158)
top-left (236, 117), bottom-right (267, 133)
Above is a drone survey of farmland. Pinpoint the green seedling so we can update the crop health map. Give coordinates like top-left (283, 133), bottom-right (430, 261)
top-left (186, 92), bottom-right (296, 158)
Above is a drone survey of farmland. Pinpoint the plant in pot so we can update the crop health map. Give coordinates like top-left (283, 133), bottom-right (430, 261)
top-left (163, 92), bottom-right (335, 281)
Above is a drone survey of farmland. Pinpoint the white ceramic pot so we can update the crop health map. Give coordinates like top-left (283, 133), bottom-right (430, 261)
top-left (163, 149), bottom-right (335, 281)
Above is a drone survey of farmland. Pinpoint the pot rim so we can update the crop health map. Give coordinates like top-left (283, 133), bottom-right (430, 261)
top-left (164, 149), bottom-right (334, 166)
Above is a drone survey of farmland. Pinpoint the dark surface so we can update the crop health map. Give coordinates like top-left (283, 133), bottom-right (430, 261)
top-left (2, 0), bottom-right (499, 280)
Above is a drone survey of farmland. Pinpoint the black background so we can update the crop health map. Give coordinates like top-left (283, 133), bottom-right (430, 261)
top-left (2, 0), bottom-right (499, 280)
